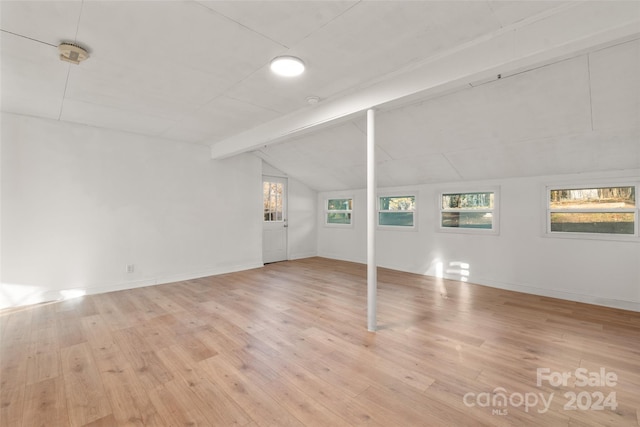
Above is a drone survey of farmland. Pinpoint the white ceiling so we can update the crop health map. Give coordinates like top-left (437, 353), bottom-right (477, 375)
top-left (1, 1), bottom-right (639, 191)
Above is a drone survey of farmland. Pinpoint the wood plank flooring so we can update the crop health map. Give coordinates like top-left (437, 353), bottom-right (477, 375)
top-left (1, 257), bottom-right (639, 426)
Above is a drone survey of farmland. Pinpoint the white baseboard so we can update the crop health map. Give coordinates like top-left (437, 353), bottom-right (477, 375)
top-left (316, 251), bottom-right (366, 265)
top-left (321, 256), bottom-right (640, 313)
top-left (0, 262), bottom-right (263, 310)
top-left (156, 262), bottom-right (264, 285)
top-left (289, 251), bottom-right (318, 260)
top-left (458, 275), bottom-right (640, 312)
top-left (5, 258), bottom-right (636, 313)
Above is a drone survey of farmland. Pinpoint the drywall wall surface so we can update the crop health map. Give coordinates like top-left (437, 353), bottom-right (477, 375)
top-left (288, 178), bottom-right (318, 260)
top-left (1, 113), bottom-right (263, 308)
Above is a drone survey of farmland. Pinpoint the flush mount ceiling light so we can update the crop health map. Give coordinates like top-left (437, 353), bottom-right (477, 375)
top-left (306, 96), bottom-right (320, 105)
top-left (58, 42), bottom-right (89, 65)
top-left (270, 56), bottom-right (305, 77)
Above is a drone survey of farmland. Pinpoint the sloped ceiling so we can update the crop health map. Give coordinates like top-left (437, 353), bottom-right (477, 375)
top-left (258, 39), bottom-right (640, 190)
top-left (1, 1), bottom-right (639, 191)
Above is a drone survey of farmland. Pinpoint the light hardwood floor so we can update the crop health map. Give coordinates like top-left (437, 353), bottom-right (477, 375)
top-left (1, 257), bottom-right (639, 426)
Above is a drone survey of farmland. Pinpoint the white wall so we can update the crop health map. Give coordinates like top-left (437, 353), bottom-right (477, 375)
top-left (288, 178), bottom-right (318, 260)
top-left (262, 162), bottom-right (317, 260)
top-left (1, 113), bottom-right (264, 308)
top-left (318, 170), bottom-right (640, 311)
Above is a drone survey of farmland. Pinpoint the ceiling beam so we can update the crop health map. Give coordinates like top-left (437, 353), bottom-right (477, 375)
top-left (211, 2), bottom-right (640, 159)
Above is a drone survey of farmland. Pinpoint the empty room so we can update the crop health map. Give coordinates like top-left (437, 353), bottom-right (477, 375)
top-left (1, 1), bottom-right (639, 426)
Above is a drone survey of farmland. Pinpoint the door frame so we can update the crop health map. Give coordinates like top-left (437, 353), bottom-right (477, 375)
top-left (262, 175), bottom-right (288, 263)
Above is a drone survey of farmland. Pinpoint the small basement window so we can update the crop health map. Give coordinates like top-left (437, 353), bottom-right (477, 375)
top-left (547, 185), bottom-right (637, 237)
top-left (378, 195), bottom-right (416, 228)
top-left (326, 198), bottom-right (353, 226)
top-left (440, 190), bottom-right (498, 234)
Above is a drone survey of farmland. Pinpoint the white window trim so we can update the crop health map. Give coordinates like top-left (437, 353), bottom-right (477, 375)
top-left (544, 182), bottom-right (639, 242)
top-left (324, 196), bottom-right (354, 228)
top-left (437, 187), bottom-right (500, 235)
top-left (377, 192), bottom-right (418, 231)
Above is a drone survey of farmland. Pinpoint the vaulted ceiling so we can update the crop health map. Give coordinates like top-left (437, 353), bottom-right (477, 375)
top-left (2, 1), bottom-right (639, 191)
top-left (257, 38), bottom-right (640, 190)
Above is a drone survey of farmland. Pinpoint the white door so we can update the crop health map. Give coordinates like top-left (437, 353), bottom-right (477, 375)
top-left (262, 176), bottom-right (288, 263)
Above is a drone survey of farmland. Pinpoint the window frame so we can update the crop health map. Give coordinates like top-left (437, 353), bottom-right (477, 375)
top-left (437, 187), bottom-right (500, 235)
top-left (377, 193), bottom-right (418, 230)
top-left (544, 182), bottom-right (639, 241)
top-left (324, 196), bottom-right (354, 227)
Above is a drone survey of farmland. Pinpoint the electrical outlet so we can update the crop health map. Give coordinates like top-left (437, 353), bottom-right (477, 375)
top-left (126, 264), bottom-right (135, 273)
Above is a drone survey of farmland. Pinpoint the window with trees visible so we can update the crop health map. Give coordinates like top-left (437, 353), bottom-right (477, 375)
top-left (378, 195), bottom-right (416, 227)
top-left (547, 185), bottom-right (637, 236)
top-left (263, 181), bottom-right (283, 221)
top-left (326, 198), bottom-right (353, 225)
top-left (440, 191), bottom-right (497, 233)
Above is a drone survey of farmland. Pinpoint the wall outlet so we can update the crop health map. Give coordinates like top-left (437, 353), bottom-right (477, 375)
top-left (126, 264), bottom-right (135, 273)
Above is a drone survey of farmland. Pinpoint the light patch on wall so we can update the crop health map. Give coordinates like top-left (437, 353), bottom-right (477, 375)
top-left (60, 289), bottom-right (86, 300)
top-left (424, 258), bottom-right (445, 278)
top-left (447, 261), bottom-right (471, 282)
top-left (435, 261), bottom-right (444, 278)
top-left (0, 283), bottom-right (86, 309)
top-left (0, 282), bottom-right (48, 309)
top-left (424, 259), bottom-right (471, 282)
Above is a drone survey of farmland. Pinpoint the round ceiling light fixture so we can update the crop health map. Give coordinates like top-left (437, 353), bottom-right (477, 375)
top-left (270, 56), bottom-right (305, 77)
top-left (306, 96), bottom-right (320, 105)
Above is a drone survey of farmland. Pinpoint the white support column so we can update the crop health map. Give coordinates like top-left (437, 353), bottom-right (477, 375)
top-left (367, 108), bottom-right (377, 332)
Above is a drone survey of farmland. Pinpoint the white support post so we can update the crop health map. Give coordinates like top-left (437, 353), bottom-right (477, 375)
top-left (367, 108), bottom-right (377, 332)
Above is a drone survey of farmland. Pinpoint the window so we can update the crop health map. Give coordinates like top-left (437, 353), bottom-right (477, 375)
top-left (263, 180), bottom-right (283, 221)
top-left (440, 191), bottom-right (497, 233)
top-left (547, 185), bottom-right (637, 236)
top-left (378, 195), bottom-right (416, 227)
top-left (326, 198), bottom-right (353, 225)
